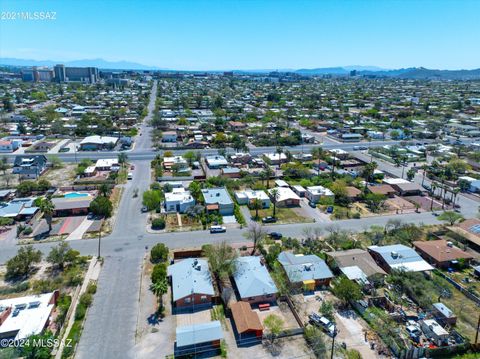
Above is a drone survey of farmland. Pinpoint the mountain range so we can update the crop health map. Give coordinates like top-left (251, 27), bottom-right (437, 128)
top-left (1, 57), bottom-right (479, 79)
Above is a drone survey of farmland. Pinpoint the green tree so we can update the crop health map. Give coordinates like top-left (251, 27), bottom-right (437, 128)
top-left (117, 152), bottom-right (128, 167)
top-left (406, 168), bottom-right (415, 181)
top-left (142, 189), bottom-right (162, 210)
top-left (17, 331), bottom-right (55, 359)
top-left (39, 197), bottom-right (55, 232)
top-left (89, 196), bottom-right (113, 218)
top-left (183, 151), bottom-right (197, 166)
top-left (438, 211), bottom-right (464, 226)
top-left (47, 155), bottom-right (63, 169)
top-left (0, 156), bottom-right (9, 174)
top-left (150, 243), bottom-right (169, 263)
top-left (263, 314), bottom-right (284, 345)
top-left (332, 276), bottom-right (363, 306)
top-left (151, 263), bottom-right (167, 284)
top-left (98, 183), bottom-right (111, 197)
top-left (364, 193), bottom-right (386, 212)
top-left (5, 245), bottom-right (42, 280)
top-left (304, 325), bottom-right (327, 358)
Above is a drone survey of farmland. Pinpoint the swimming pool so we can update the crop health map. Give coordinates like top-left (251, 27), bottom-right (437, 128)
top-left (64, 192), bottom-right (90, 199)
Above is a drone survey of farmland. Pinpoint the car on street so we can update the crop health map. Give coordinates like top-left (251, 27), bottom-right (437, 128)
top-left (141, 206), bottom-right (149, 213)
top-left (270, 232), bottom-right (282, 239)
top-left (127, 172), bottom-right (133, 180)
top-left (209, 225), bottom-right (226, 233)
top-left (262, 216), bottom-right (277, 223)
top-left (308, 201), bottom-right (317, 208)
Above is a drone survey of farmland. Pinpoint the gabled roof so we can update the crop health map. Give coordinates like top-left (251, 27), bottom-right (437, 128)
top-left (176, 320), bottom-right (223, 347)
top-left (230, 301), bottom-right (263, 334)
top-left (13, 155), bottom-right (47, 167)
top-left (277, 252), bottom-right (333, 282)
top-left (233, 256), bottom-right (277, 299)
top-left (168, 258), bottom-right (214, 301)
top-left (328, 249), bottom-right (387, 277)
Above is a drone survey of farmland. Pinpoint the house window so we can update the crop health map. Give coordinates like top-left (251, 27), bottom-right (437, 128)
top-left (200, 295), bottom-right (207, 302)
top-left (185, 297), bottom-right (191, 304)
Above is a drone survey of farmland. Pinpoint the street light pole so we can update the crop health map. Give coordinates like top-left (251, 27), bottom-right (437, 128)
top-left (330, 327), bottom-right (337, 359)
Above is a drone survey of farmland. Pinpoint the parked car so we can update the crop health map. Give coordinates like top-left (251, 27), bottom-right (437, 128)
top-left (270, 232), bottom-right (282, 240)
top-left (210, 225), bottom-right (226, 233)
top-left (308, 313), bottom-right (336, 336)
top-left (308, 201), bottom-right (317, 208)
top-left (326, 206), bottom-right (334, 213)
top-left (406, 325), bottom-right (422, 340)
top-left (141, 206), bottom-right (149, 213)
top-left (262, 216), bottom-right (277, 223)
top-left (127, 172), bottom-right (133, 180)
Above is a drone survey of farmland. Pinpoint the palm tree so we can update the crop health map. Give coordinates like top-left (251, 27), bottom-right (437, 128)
top-left (451, 188), bottom-right (460, 209)
top-left (265, 167), bottom-right (274, 189)
top-left (312, 147), bottom-right (323, 177)
top-left (421, 164), bottom-right (428, 187)
top-left (259, 171), bottom-right (267, 187)
top-left (276, 146), bottom-right (283, 168)
top-left (270, 188), bottom-right (280, 218)
top-left (150, 279), bottom-right (168, 315)
top-left (251, 198), bottom-right (263, 220)
top-left (39, 197), bottom-right (55, 232)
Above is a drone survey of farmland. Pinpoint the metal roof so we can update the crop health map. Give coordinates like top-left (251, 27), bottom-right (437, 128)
top-left (368, 244), bottom-right (433, 272)
top-left (176, 320), bottom-right (223, 347)
top-left (201, 187), bottom-right (233, 206)
top-left (233, 256), bottom-right (277, 299)
top-left (167, 258), bottom-right (214, 301)
top-left (277, 252), bottom-right (333, 282)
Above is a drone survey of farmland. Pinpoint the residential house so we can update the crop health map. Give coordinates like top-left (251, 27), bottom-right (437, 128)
top-left (79, 135), bottom-right (118, 151)
top-left (368, 244), bottom-right (434, 273)
top-left (305, 185), bottom-right (335, 204)
top-left (412, 240), bottom-right (473, 269)
top-left (233, 256), bottom-right (277, 305)
top-left (383, 178), bottom-right (425, 196)
top-left (162, 131), bottom-right (177, 143)
top-left (221, 167), bottom-right (241, 178)
top-left (205, 155), bottom-right (228, 169)
top-left (164, 189), bottom-right (195, 213)
top-left (12, 155), bottom-right (48, 179)
top-left (51, 196), bottom-right (92, 217)
top-left (201, 187), bottom-right (234, 215)
top-left (263, 153), bottom-right (287, 165)
top-left (367, 184), bottom-right (396, 198)
top-left (0, 139), bottom-right (21, 153)
top-left (268, 187), bottom-right (300, 207)
top-left (291, 185), bottom-right (306, 198)
top-left (167, 258), bottom-right (214, 309)
top-left (95, 159), bottom-right (120, 172)
top-left (327, 249), bottom-right (387, 282)
top-left (0, 291), bottom-right (58, 341)
top-left (175, 321), bottom-right (223, 356)
top-left (163, 156), bottom-right (189, 172)
top-left (345, 186), bottom-right (362, 200)
top-left (234, 190), bottom-right (270, 208)
top-left (277, 252), bottom-right (333, 290)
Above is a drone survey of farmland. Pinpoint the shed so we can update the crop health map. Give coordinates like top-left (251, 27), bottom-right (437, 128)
top-left (230, 301), bottom-right (263, 337)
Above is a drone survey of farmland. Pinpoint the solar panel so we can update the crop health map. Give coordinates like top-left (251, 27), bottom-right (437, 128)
top-left (469, 224), bottom-right (480, 234)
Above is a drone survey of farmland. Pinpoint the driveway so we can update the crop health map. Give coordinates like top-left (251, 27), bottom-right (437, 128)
top-left (299, 199), bottom-right (331, 223)
top-left (334, 310), bottom-right (381, 359)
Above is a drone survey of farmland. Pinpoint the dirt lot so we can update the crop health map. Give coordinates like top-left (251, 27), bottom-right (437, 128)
top-left (385, 195), bottom-right (417, 213)
top-left (407, 195), bottom-right (449, 211)
top-left (42, 164), bottom-right (77, 187)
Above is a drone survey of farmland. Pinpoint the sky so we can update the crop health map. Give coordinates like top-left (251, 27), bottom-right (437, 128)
top-left (1, 0), bottom-right (479, 70)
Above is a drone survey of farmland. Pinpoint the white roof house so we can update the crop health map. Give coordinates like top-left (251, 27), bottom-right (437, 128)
top-left (80, 135), bottom-right (118, 146)
top-left (268, 187), bottom-right (300, 205)
top-left (264, 153), bottom-right (287, 163)
top-left (234, 190), bottom-right (271, 208)
top-left (164, 189), bottom-right (195, 213)
top-left (368, 244), bottom-right (434, 273)
top-left (305, 186), bottom-right (334, 203)
top-left (95, 158), bottom-right (120, 170)
top-left (0, 292), bottom-right (57, 341)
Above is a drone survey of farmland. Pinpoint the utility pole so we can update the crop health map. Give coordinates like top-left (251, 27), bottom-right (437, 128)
top-left (330, 327), bottom-right (337, 359)
top-left (475, 312), bottom-right (480, 346)
top-left (97, 229), bottom-right (102, 259)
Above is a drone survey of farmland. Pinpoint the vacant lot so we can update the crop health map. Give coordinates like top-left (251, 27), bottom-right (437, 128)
top-left (250, 207), bottom-right (312, 225)
top-left (42, 163), bottom-right (77, 187)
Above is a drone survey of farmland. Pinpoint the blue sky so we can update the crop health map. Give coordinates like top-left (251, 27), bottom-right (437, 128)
top-left (1, 0), bottom-right (479, 70)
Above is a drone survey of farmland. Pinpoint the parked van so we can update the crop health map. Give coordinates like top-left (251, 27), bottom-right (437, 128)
top-left (127, 172), bottom-right (133, 180)
top-left (209, 225), bottom-right (226, 233)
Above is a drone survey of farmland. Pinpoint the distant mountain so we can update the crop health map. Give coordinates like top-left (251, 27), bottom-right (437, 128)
top-left (395, 67), bottom-right (480, 80)
top-left (0, 57), bottom-right (162, 70)
top-left (295, 67), bottom-right (349, 75)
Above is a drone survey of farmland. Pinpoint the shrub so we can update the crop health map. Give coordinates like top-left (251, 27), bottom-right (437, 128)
top-left (150, 243), bottom-right (168, 263)
top-left (74, 302), bottom-right (86, 321)
top-left (87, 282), bottom-right (97, 294)
top-left (151, 217), bottom-right (166, 230)
top-left (79, 292), bottom-right (93, 307)
top-left (23, 227), bottom-right (33, 235)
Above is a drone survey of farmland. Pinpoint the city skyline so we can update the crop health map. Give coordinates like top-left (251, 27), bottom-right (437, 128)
top-left (1, 0), bottom-right (479, 70)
